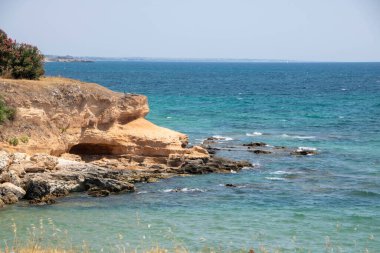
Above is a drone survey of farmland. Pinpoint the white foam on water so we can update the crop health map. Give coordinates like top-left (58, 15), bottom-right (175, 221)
top-left (212, 135), bottom-right (234, 141)
top-left (297, 146), bottom-right (317, 151)
top-left (265, 177), bottom-right (285, 181)
top-left (166, 116), bottom-right (172, 119)
top-left (137, 191), bottom-right (148, 194)
top-left (246, 132), bottom-right (263, 136)
top-left (281, 134), bottom-right (316, 139)
top-left (162, 188), bottom-right (205, 193)
top-left (270, 170), bottom-right (289, 175)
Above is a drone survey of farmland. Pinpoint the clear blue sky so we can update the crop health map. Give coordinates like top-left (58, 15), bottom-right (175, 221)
top-left (1, 0), bottom-right (379, 61)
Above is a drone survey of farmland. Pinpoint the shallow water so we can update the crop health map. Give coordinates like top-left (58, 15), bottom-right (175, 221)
top-left (1, 62), bottom-right (379, 252)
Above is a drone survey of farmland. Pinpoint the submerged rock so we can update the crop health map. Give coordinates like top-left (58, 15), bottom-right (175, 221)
top-left (243, 142), bottom-right (267, 147)
top-left (249, 149), bottom-right (272, 154)
top-left (290, 147), bottom-right (318, 156)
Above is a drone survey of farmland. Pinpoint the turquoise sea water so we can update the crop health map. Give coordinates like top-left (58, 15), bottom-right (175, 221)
top-left (1, 62), bottom-right (380, 252)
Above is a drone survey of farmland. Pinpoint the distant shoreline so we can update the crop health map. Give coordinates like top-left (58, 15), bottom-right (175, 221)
top-left (43, 55), bottom-right (380, 63)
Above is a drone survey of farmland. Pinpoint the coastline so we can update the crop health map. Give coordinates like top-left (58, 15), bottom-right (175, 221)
top-left (0, 77), bottom-right (251, 207)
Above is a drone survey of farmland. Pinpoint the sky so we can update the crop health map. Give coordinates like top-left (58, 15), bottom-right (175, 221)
top-left (0, 0), bottom-right (379, 61)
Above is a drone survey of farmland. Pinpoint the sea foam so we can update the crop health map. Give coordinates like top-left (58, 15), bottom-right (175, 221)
top-left (246, 132), bottom-right (263, 136)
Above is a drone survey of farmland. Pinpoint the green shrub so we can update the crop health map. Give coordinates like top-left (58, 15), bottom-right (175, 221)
top-left (8, 137), bottom-right (19, 146)
top-left (0, 29), bottom-right (45, 79)
top-left (0, 96), bottom-right (15, 124)
top-left (20, 135), bottom-right (29, 144)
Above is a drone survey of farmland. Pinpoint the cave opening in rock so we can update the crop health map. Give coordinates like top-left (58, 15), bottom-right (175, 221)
top-left (69, 143), bottom-right (116, 155)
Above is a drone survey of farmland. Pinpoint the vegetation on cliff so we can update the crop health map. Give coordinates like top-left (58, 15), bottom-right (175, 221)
top-left (0, 96), bottom-right (15, 124)
top-left (0, 29), bottom-right (44, 80)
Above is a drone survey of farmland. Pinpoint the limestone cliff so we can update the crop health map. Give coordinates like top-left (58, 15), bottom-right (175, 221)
top-left (0, 77), bottom-right (208, 164)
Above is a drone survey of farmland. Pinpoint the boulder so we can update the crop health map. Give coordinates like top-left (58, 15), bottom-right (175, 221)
top-left (30, 154), bottom-right (58, 170)
top-left (0, 182), bottom-right (26, 199)
top-left (0, 151), bottom-right (11, 172)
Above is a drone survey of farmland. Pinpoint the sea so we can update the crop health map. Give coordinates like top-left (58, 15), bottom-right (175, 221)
top-left (1, 62), bottom-right (379, 252)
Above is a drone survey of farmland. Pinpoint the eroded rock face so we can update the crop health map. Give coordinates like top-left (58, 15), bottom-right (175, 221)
top-left (0, 77), bottom-right (208, 163)
top-left (0, 78), bottom-right (253, 207)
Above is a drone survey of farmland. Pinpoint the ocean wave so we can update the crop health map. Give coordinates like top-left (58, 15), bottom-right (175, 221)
top-left (137, 191), bottom-right (148, 194)
top-left (246, 132), bottom-right (263, 136)
top-left (297, 146), bottom-right (317, 151)
top-left (270, 170), bottom-right (291, 175)
top-left (162, 188), bottom-right (206, 193)
top-left (212, 135), bottom-right (234, 141)
top-left (281, 134), bottom-right (316, 139)
top-left (265, 177), bottom-right (285, 181)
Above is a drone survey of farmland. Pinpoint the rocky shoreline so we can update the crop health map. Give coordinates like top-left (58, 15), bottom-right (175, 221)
top-left (0, 77), bottom-right (315, 208)
top-left (0, 150), bottom-right (251, 207)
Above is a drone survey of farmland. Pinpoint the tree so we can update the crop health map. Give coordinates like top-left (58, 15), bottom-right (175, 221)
top-left (0, 29), bottom-right (45, 79)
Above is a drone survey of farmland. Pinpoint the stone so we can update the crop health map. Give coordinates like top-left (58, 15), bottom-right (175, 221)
top-left (30, 154), bottom-right (58, 170)
top-left (249, 150), bottom-right (272, 154)
top-left (290, 147), bottom-right (318, 156)
top-left (0, 182), bottom-right (26, 199)
top-left (243, 142), bottom-right (267, 147)
top-left (24, 179), bottom-right (51, 200)
top-left (1, 192), bottom-right (18, 204)
top-left (0, 151), bottom-right (11, 172)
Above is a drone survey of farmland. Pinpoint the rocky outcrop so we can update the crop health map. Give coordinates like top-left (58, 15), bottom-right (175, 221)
top-left (0, 77), bottom-right (208, 164)
top-left (0, 78), bottom-right (253, 207)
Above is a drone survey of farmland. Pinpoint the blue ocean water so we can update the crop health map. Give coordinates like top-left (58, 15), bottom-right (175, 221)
top-left (1, 62), bottom-right (380, 252)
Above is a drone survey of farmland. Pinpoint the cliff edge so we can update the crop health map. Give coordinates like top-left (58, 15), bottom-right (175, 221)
top-left (0, 77), bottom-right (207, 163)
top-left (0, 77), bottom-right (251, 207)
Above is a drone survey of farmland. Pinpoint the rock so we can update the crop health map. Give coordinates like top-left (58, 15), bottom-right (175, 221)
top-left (0, 182), bottom-right (26, 199)
top-left (0, 198), bottom-right (4, 208)
top-left (0, 170), bottom-right (21, 186)
top-left (225, 184), bottom-right (237, 188)
top-left (249, 150), bottom-right (272, 154)
top-left (1, 192), bottom-right (18, 204)
top-left (88, 189), bottom-right (110, 197)
top-left (84, 178), bottom-right (135, 193)
top-left (12, 153), bottom-right (29, 164)
top-left (24, 166), bottom-right (46, 173)
top-left (0, 151), bottom-right (11, 172)
top-left (30, 154), bottom-right (58, 170)
top-left (147, 177), bottom-right (159, 183)
top-left (178, 156), bottom-right (252, 174)
top-left (0, 77), bottom-right (208, 164)
top-left (24, 179), bottom-right (51, 200)
top-left (243, 142), bottom-right (267, 147)
top-left (290, 147), bottom-right (318, 156)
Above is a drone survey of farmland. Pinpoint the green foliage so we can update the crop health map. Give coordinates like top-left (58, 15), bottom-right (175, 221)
top-left (0, 29), bottom-right (45, 79)
top-left (0, 96), bottom-right (15, 124)
top-left (20, 135), bottom-right (29, 144)
top-left (8, 137), bottom-right (19, 146)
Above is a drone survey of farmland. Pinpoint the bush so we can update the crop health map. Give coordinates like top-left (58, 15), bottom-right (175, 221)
top-left (0, 96), bottom-right (15, 124)
top-left (8, 137), bottom-right (19, 146)
top-left (0, 29), bottom-right (44, 79)
top-left (20, 135), bottom-right (29, 144)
